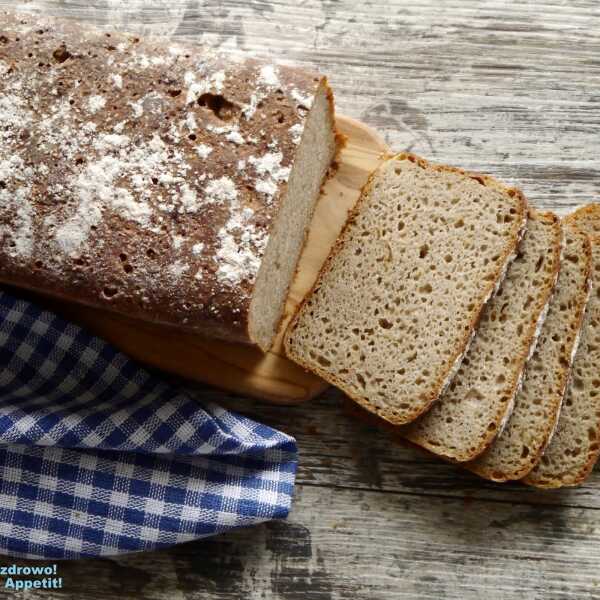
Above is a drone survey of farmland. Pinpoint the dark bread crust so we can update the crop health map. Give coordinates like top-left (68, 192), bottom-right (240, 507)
top-left (284, 152), bottom-right (528, 426)
top-left (524, 205), bottom-right (600, 488)
top-left (0, 9), bottom-right (335, 345)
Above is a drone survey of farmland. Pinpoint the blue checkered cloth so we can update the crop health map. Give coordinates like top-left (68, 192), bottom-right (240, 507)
top-left (0, 290), bottom-right (298, 559)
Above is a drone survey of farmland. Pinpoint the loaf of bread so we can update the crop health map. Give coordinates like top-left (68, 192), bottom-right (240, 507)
top-left (284, 153), bottom-right (527, 425)
top-left (467, 222), bottom-right (591, 481)
top-left (0, 10), bottom-right (339, 349)
top-left (525, 206), bottom-right (600, 487)
top-left (402, 209), bottom-right (562, 462)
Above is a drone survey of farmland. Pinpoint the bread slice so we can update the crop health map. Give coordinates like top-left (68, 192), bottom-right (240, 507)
top-left (467, 221), bottom-right (591, 481)
top-left (284, 153), bottom-right (527, 425)
top-left (402, 209), bottom-right (561, 461)
top-left (525, 205), bottom-right (600, 488)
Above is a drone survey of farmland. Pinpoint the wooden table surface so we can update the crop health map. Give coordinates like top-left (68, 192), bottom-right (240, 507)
top-left (2, 1), bottom-right (600, 598)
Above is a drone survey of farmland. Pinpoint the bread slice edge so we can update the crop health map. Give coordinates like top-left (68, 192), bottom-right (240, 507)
top-left (524, 207), bottom-right (600, 488)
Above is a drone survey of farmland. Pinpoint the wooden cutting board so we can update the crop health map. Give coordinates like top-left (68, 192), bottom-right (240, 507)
top-left (53, 116), bottom-right (389, 404)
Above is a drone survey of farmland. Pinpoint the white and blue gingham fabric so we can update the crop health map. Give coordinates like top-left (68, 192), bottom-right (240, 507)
top-left (0, 289), bottom-right (298, 560)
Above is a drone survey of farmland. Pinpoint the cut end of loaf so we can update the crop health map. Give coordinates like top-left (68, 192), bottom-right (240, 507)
top-left (285, 152), bottom-right (527, 426)
top-left (248, 79), bottom-right (339, 351)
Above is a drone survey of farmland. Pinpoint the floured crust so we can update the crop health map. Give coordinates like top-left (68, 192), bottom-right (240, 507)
top-left (284, 152), bottom-right (528, 425)
top-left (402, 209), bottom-right (561, 461)
top-left (0, 9), bottom-right (334, 344)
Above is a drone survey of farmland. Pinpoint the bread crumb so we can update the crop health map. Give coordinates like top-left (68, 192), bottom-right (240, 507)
top-left (289, 123), bottom-right (304, 145)
top-left (168, 260), bottom-right (190, 279)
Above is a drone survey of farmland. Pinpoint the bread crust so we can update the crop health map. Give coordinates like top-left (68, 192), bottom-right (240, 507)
top-left (284, 152), bottom-right (528, 425)
top-left (524, 205), bottom-right (600, 488)
top-left (0, 9), bottom-right (336, 346)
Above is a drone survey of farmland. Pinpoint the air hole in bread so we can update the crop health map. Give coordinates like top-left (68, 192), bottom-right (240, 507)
top-left (419, 244), bottom-right (429, 259)
top-left (103, 286), bottom-right (118, 298)
top-left (535, 256), bottom-right (544, 272)
top-left (316, 355), bottom-right (331, 367)
top-left (198, 93), bottom-right (238, 121)
top-left (356, 373), bottom-right (366, 389)
top-left (167, 89), bottom-right (182, 98)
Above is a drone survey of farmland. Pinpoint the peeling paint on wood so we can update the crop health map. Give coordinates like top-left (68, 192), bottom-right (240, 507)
top-left (1, 0), bottom-right (600, 598)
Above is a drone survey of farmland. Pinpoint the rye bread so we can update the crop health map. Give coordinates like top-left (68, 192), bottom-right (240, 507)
top-left (0, 9), bottom-right (339, 349)
top-left (467, 221), bottom-right (592, 481)
top-left (525, 205), bottom-right (600, 488)
top-left (285, 152), bottom-right (527, 425)
top-left (402, 209), bottom-right (561, 461)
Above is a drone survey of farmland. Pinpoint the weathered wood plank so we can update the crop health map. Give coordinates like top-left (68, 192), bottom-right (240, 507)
top-left (209, 391), bottom-right (600, 510)
top-left (11, 485), bottom-right (600, 600)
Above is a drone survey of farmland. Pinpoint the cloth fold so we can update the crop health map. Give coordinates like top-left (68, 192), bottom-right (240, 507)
top-left (0, 290), bottom-right (297, 559)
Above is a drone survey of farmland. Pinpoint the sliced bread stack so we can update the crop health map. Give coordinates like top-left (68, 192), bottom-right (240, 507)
top-left (400, 209), bottom-right (562, 462)
top-left (524, 206), bottom-right (600, 487)
top-left (466, 221), bottom-right (592, 481)
top-left (285, 153), bottom-right (600, 489)
top-left (285, 153), bottom-right (526, 425)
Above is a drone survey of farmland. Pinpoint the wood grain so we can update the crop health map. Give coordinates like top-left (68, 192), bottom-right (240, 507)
top-left (1, 1), bottom-right (600, 599)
